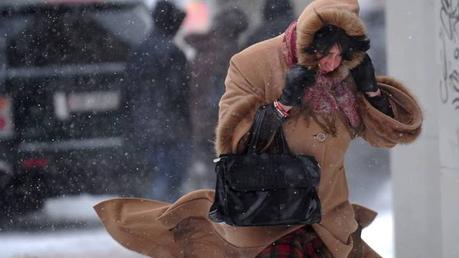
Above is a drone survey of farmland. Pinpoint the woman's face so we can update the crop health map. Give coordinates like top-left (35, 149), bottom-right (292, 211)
top-left (317, 44), bottom-right (342, 74)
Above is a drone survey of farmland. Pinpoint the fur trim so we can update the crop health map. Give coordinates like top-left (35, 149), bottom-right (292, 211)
top-left (296, 3), bottom-right (367, 72)
top-left (377, 76), bottom-right (419, 104)
top-left (358, 76), bottom-right (423, 146)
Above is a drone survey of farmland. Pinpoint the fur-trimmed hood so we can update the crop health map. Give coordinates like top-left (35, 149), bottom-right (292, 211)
top-left (296, 0), bottom-right (367, 78)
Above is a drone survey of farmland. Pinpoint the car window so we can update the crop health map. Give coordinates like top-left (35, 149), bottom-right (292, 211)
top-left (2, 4), bottom-right (150, 67)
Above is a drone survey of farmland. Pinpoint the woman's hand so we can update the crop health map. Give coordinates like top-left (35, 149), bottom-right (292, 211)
top-left (278, 65), bottom-right (316, 107)
top-left (350, 54), bottom-right (379, 96)
top-left (352, 54), bottom-right (394, 116)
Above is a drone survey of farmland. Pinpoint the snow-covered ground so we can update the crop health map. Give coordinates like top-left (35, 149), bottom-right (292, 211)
top-left (363, 211), bottom-right (394, 258)
top-left (0, 229), bottom-right (146, 258)
top-left (0, 195), bottom-right (147, 258)
top-left (361, 179), bottom-right (394, 258)
top-left (0, 194), bottom-right (393, 258)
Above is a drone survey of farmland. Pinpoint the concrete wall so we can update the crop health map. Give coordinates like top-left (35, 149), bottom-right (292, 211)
top-left (386, 0), bottom-right (442, 257)
top-left (387, 0), bottom-right (459, 257)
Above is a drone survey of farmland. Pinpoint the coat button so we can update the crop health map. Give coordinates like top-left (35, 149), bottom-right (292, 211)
top-left (314, 133), bottom-right (327, 142)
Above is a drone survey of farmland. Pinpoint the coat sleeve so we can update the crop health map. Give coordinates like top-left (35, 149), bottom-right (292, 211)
top-left (215, 56), bottom-right (266, 155)
top-left (358, 76), bottom-right (423, 148)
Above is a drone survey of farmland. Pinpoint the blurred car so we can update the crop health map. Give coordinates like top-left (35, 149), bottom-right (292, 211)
top-left (0, 0), bottom-right (153, 216)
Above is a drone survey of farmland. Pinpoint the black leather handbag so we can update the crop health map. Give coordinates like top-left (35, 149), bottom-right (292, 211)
top-left (209, 106), bottom-right (321, 227)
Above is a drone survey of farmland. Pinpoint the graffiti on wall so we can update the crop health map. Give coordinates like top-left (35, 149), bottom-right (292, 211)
top-left (440, 0), bottom-right (459, 169)
top-left (440, 0), bottom-right (459, 109)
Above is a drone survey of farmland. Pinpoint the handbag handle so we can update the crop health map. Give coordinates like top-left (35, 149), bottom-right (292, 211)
top-left (246, 104), bottom-right (289, 154)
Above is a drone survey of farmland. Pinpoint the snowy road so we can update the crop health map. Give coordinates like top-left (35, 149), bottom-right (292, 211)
top-left (0, 228), bottom-right (146, 258)
top-left (0, 195), bottom-right (147, 258)
top-left (0, 194), bottom-right (393, 258)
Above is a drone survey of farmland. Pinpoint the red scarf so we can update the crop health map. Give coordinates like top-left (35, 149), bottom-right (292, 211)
top-left (283, 21), bottom-right (298, 67)
top-left (282, 22), bottom-right (361, 130)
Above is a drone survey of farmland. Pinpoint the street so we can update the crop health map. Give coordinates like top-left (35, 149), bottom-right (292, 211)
top-left (0, 195), bottom-right (147, 258)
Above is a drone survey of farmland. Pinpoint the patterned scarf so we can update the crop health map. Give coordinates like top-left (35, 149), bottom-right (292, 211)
top-left (304, 74), bottom-right (361, 133)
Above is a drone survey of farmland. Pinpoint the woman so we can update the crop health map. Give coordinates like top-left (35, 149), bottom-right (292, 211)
top-left (95, 0), bottom-right (422, 257)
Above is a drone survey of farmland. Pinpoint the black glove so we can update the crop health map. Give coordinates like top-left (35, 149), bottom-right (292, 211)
top-left (352, 54), bottom-right (394, 117)
top-left (367, 93), bottom-right (394, 117)
top-left (278, 65), bottom-right (316, 106)
top-left (350, 54), bottom-right (378, 93)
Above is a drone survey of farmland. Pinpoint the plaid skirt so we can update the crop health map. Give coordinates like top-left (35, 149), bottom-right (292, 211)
top-left (256, 227), bottom-right (333, 258)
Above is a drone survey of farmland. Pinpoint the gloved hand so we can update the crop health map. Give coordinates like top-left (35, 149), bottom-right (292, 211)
top-left (350, 54), bottom-right (378, 93)
top-left (351, 54), bottom-right (394, 117)
top-left (278, 65), bottom-right (316, 106)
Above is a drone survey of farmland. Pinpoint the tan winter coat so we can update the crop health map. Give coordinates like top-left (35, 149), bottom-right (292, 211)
top-left (94, 0), bottom-right (422, 257)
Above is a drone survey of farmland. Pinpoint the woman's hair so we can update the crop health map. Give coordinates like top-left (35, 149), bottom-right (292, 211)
top-left (304, 24), bottom-right (370, 61)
